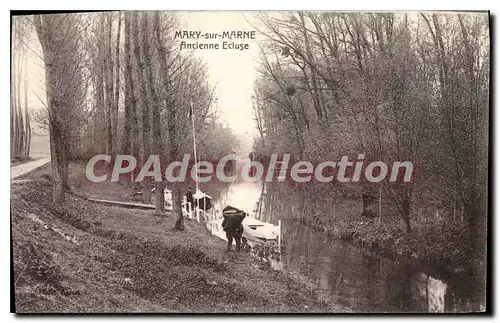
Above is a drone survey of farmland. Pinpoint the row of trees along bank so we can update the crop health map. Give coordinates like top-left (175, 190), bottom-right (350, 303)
top-left (251, 12), bottom-right (489, 254)
top-left (18, 11), bottom-right (239, 230)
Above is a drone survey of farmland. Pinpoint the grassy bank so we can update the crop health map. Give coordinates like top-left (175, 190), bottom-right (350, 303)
top-left (11, 176), bottom-right (349, 313)
top-left (300, 210), bottom-right (483, 273)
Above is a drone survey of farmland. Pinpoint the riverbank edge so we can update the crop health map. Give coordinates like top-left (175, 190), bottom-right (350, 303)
top-left (295, 216), bottom-right (484, 277)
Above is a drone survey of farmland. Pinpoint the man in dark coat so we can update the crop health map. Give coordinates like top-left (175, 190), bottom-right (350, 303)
top-left (222, 206), bottom-right (247, 252)
top-left (185, 187), bottom-right (194, 212)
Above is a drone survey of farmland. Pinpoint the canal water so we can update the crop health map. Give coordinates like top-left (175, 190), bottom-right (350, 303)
top-left (203, 160), bottom-right (486, 312)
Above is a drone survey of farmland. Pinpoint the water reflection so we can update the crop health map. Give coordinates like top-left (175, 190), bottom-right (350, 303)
top-left (207, 160), bottom-right (484, 312)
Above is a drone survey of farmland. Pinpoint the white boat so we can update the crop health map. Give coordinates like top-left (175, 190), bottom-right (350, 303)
top-left (242, 217), bottom-right (279, 243)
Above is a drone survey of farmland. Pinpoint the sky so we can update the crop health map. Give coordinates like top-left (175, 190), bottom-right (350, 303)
top-left (177, 12), bottom-right (266, 149)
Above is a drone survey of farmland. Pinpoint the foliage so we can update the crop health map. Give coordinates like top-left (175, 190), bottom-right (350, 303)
top-left (27, 11), bottom-right (240, 213)
top-left (252, 12), bottom-right (489, 244)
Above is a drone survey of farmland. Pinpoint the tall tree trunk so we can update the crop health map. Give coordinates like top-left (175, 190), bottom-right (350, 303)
top-left (24, 54), bottom-right (31, 157)
top-left (97, 16), bottom-right (107, 155)
top-left (12, 51), bottom-right (22, 158)
top-left (128, 14), bottom-right (140, 179)
top-left (298, 12), bottom-right (323, 120)
top-left (34, 14), bottom-right (68, 204)
top-left (45, 69), bottom-right (65, 203)
top-left (132, 11), bottom-right (151, 203)
top-left (11, 42), bottom-right (16, 158)
top-left (62, 135), bottom-right (70, 189)
top-left (17, 52), bottom-right (25, 157)
top-left (113, 12), bottom-right (122, 155)
top-left (128, 15), bottom-right (139, 166)
top-left (104, 13), bottom-right (114, 157)
top-left (401, 194), bottom-right (411, 234)
top-left (48, 115), bottom-right (65, 204)
top-left (153, 12), bottom-right (183, 229)
top-left (121, 11), bottom-right (134, 174)
top-left (361, 187), bottom-right (377, 218)
top-left (141, 12), bottom-right (165, 215)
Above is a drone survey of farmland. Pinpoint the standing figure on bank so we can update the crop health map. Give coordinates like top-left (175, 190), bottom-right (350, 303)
top-left (222, 206), bottom-right (247, 252)
top-left (185, 187), bottom-right (194, 213)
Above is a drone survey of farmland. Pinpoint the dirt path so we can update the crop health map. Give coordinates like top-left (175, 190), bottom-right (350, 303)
top-left (11, 157), bottom-right (50, 180)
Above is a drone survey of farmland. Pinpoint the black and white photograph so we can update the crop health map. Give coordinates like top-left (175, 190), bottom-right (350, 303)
top-left (9, 9), bottom-right (490, 314)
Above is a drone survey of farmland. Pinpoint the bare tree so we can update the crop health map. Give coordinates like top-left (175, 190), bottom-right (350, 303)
top-left (131, 11), bottom-right (152, 203)
top-left (11, 17), bottom-right (31, 159)
top-left (113, 12), bottom-right (122, 155)
top-left (153, 11), bottom-right (184, 229)
top-left (34, 13), bottom-right (88, 203)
